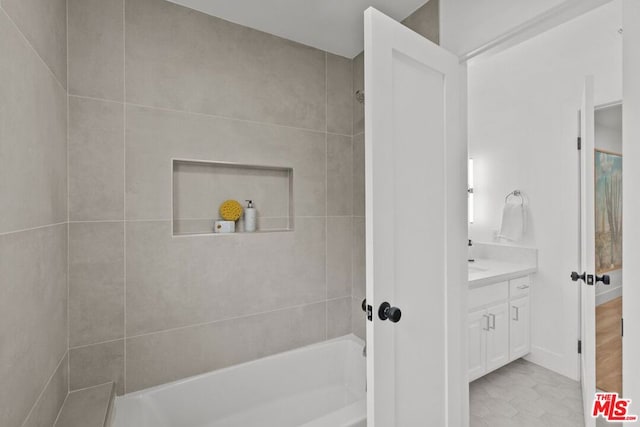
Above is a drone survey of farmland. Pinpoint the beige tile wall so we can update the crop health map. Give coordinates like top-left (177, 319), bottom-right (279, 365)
top-left (67, 0), bottom-right (356, 394)
top-left (0, 1), bottom-right (69, 426)
top-left (350, 0), bottom-right (440, 338)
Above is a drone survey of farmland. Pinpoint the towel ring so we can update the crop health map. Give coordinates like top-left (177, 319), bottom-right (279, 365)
top-left (505, 190), bottom-right (524, 205)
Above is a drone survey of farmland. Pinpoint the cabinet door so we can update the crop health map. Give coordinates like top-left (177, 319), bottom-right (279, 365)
top-left (510, 296), bottom-right (530, 360)
top-left (486, 302), bottom-right (510, 372)
top-left (468, 308), bottom-right (488, 382)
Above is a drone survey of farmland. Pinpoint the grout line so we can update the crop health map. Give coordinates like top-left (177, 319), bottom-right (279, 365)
top-left (66, 0), bottom-right (70, 396)
top-left (65, 93), bottom-right (353, 138)
top-left (0, 9), bottom-right (67, 93)
top-left (0, 221), bottom-right (67, 238)
top-left (68, 93), bottom-right (125, 105)
top-left (124, 299), bottom-right (330, 341)
top-left (20, 351), bottom-right (68, 427)
top-left (52, 390), bottom-right (69, 427)
top-left (124, 101), bottom-right (328, 135)
top-left (122, 0), bottom-right (127, 395)
top-left (326, 131), bottom-right (353, 138)
top-left (69, 337), bottom-right (124, 351)
top-left (69, 219), bottom-right (126, 224)
top-left (67, 216), bottom-right (345, 224)
top-left (68, 381), bottom-right (114, 394)
top-left (324, 52), bottom-right (329, 341)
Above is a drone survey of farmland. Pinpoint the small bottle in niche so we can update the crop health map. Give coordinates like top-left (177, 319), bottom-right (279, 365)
top-left (244, 200), bottom-right (257, 232)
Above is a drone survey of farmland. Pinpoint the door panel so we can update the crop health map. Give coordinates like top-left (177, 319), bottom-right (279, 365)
top-left (510, 296), bottom-right (530, 359)
top-left (580, 76), bottom-right (596, 427)
top-left (468, 308), bottom-right (488, 382)
top-left (486, 302), bottom-right (509, 371)
top-left (364, 7), bottom-right (466, 427)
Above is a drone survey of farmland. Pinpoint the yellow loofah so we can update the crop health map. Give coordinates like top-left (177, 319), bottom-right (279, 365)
top-left (219, 200), bottom-right (243, 221)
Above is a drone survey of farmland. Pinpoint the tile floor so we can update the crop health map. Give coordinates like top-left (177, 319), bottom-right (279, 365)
top-left (470, 359), bottom-right (584, 427)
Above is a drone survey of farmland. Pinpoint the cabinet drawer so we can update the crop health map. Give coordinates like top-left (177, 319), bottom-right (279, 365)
top-left (469, 282), bottom-right (508, 310)
top-left (510, 276), bottom-right (531, 298)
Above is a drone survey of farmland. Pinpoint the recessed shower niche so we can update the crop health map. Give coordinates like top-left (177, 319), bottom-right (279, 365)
top-left (172, 159), bottom-right (294, 236)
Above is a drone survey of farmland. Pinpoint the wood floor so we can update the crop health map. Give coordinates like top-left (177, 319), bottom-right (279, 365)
top-left (596, 296), bottom-right (622, 394)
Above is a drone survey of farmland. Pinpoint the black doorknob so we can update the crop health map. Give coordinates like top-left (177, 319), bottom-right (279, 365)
top-left (361, 298), bottom-right (367, 312)
top-left (571, 271), bottom-right (586, 282)
top-left (378, 302), bottom-right (402, 323)
top-left (596, 275), bottom-right (611, 285)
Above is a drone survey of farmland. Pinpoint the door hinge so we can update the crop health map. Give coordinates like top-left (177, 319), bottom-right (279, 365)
top-left (577, 137), bottom-right (582, 150)
top-left (578, 340), bottom-right (582, 354)
top-left (622, 318), bottom-right (624, 337)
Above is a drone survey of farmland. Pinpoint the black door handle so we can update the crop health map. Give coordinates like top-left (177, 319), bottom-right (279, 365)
top-left (361, 299), bottom-right (366, 312)
top-left (571, 271), bottom-right (586, 282)
top-left (378, 302), bottom-right (402, 323)
top-left (596, 275), bottom-right (611, 285)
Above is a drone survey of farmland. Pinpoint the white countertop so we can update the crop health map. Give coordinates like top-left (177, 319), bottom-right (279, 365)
top-left (468, 258), bottom-right (537, 288)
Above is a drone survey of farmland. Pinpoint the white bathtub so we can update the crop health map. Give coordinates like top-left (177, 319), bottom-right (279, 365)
top-left (113, 334), bottom-right (366, 427)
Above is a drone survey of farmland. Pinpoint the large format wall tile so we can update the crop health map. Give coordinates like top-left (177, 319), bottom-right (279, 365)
top-left (402, 0), bottom-right (440, 44)
top-left (327, 297), bottom-right (351, 339)
top-left (68, 0), bottom-right (124, 101)
top-left (0, 224), bottom-right (67, 427)
top-left (21, 353), bottom-right (68, 427)
top-left (69, 222), bottom-right (125, 347)
top-left (70, 340), bottom-right (125, 395)
top-left (327, 217), bottom-right (352, 299)
top-left (2, 0), bottom-right (67, 87)
top-left (327, 134), bottom-right (353, 216)
top-left (351, 297), bottom-right (366, 341)
top-left (352, 133), bottom-right (365, 218)
top-left (352, 53), bottom-right (364, 136)
top-left (69, 97), bottom-right (125, 221)
top-left (126, 218), bottom-right (325, 336)
top-left (126, 105), bottom-right (326, 220)
top-left (126, 302), bottom-right (326, 392)
top-left (352, 217), bottom-right (366, 301)
top-left (0, 11), bottom-right (67, 233)
top-left (327, 54), bottom-right (353, 135)
top-left (125, 0), bottom-right (326, 130)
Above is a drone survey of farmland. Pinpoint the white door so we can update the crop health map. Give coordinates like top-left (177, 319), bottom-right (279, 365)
top-left (364, 7), bottom-right (466, 427)
top-left (486, 302), bottom-right (509, 372)
top-left (579, 76), bottom-right (596, 427)
top-left (510, 296), bottom-right (530, 359)
top-left (468, 308), bottom-right (488, 382)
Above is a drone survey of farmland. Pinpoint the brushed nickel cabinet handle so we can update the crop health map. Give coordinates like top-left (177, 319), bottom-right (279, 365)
top-left (513, 306), bottom-right (520, 321)
top-left (489, 313), bottom-right (496, 329)
top-left (483, 314), bottom-right (490, 331)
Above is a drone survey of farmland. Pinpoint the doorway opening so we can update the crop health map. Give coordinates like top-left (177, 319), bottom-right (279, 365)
top-left (594, 102), bottom-right (623, 396)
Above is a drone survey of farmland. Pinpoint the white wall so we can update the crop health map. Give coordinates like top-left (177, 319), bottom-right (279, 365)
top-left (468, 1), bottom-right (622, 379)
top-left (594, 115), bottom-right (623, 306)
top-left (441, 0), bottom-right (564, 55)
top-left (440, 0), bottom-right (614, 58)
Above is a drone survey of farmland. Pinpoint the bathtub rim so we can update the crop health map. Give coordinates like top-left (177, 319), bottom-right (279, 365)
top-left (117, 333), bottom-right (365, 399)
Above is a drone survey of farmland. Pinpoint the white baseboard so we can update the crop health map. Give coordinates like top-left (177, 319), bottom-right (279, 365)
top-left (525, 345), bottom-right (580, 381)
top-left (596, 285), bottom-right (622, 306)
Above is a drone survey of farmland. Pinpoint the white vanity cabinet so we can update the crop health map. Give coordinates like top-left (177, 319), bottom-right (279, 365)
top-left (468, 275), bottom-right (531, 382)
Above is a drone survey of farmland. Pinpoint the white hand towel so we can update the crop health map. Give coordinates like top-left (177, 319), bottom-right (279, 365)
top-left (498, 203), bottom-right (524, 241)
